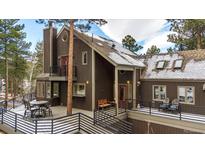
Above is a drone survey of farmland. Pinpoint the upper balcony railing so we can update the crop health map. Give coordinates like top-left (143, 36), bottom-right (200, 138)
top-left (50, 65), bottom-right (77, 78)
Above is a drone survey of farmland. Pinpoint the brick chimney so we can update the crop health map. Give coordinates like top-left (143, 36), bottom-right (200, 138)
top-left (43, 21), bottom-right (57, 74)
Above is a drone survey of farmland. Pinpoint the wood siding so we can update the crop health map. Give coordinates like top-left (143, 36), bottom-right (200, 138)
top-left (95, 52), bottom-right (114, 106)
top-left (56, 29), bottom-right (93, 111)
top-left (140, 80), bottom-right (205, 115)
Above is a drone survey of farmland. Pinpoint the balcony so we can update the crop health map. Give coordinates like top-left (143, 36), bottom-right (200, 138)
top-left (49, 65), bottom-right (77, 81)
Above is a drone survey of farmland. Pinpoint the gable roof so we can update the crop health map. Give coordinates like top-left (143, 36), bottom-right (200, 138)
top-left (141, 50), bottom-right (205, 80)
top-left (57, 26), bottom-right (145, 68)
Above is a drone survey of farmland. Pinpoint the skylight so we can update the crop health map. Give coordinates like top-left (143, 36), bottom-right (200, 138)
top-left (174, 59), bottom-right (183, 68)
top-left (156, 61), bottom-right (165, 69)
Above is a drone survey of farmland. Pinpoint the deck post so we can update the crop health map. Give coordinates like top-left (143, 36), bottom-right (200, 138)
top-left (132, 68), bottom-right (137, 109)
top-left (91, 49), bottom-right (95, 111)
top-left (115, 67), bottom-right (119, 116)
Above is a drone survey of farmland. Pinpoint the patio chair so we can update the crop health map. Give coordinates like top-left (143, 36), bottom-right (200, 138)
top-left (23, 100), bottom-right (38, 118)
top-left (168, 99), bottom-right (179, 113)
top-left (97, 99), bottom-right (111, 109)
top-left (158, 98), bottom-right (170, 111)
top-left (41, 104), bottom-right (53, 117)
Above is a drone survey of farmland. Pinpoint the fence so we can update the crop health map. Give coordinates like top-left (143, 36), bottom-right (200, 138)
top-left (124, 99), bottom-right (205, 124)
top-left (0, 108), bottom-right (112, 134)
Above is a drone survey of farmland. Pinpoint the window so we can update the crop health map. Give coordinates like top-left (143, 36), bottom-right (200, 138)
top-left (73, 83), bottom-right (86, 97)
top-left (46, 82), bottom-right (51, 99)
top-left (156, 61), bottom-right (165, 69)
top-left (82, 51), bottom-right (88, 65)
top-left (36, 81), bottom-right (45, 98)
top-left (53, 82), bottom-right (59, 97)
top-left (62, 31), bottom-right (68, 42)
top-left (178, 86), bottom-right (195, 104)
top-left (153, 85), bottom-right (166, 101)
top-left (174, 59), bottom-right (183, 69)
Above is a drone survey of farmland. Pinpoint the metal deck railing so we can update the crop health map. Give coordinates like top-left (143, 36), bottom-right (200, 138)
top-left (0, 108), bottom-right (113, 134)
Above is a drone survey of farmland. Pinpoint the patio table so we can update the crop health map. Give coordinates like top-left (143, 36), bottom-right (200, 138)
top-left (30, 100), bottom-right (49, 118)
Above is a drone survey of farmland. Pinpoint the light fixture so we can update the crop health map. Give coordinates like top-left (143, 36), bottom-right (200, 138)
top-left (86, 81), bottom-right (89, 84)
top-left (127, 80), bottom-right (130, 84)
top-left (137, 81), bottom-right (141, 86)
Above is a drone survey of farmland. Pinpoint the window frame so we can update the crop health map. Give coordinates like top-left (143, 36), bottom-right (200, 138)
top-left (82, 51), bottom-right (88, 65)
top-left (156, 60), bottom-right (165, 69)
top-left (73, 83), bottom-right (86, 97)
top-left (174, 59), bottom-right (183, 69)
top-left (177, 86), bottom-right (195, 105)
top-left (152, 85), bottom-right (167, 101)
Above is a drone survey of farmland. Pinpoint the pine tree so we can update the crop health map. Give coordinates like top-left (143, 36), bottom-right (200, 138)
top-left (0, 19), bottom-right (31, 108)
top-left (122, 35), bottom-right (143, 53)
top-left (167, 19), bottom-right (205, 50)
top-left (147, 45), bottom-right (160, 55)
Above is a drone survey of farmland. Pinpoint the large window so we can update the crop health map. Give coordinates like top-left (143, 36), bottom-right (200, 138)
top-left (153, 85), bottom-right (166, 101)
top-left (36, 81), bottom-right (45, 98)
top-left (178, 86), bottom-right (195, 104)
top-left (53, 82), bottom-right (59, 97)
top-left (73, 83), bottom-right (86, 97)
top-left (82, 51), bottom-right (88, 65)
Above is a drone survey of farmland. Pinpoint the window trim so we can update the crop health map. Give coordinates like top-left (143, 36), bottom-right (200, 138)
top-left (156, 60), bottom-right (165, 69)
top-left (73, 83), bottom-right (86, 97)
top-left (174, 59), bottom-right (183, 69)
top-left (177, 86), bottom-right (195, 105)
top-left (152, 85), bottom-right (167, 101)
top-left (82, 51), bottom-right (88, 65)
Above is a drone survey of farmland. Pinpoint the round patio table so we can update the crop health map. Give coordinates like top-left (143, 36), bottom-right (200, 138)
top-left (30, 100), bottom-right (49, 118)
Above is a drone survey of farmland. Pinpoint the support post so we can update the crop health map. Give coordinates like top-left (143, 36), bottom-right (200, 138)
top-left (51, 119), bottom-right (53, 134)
top-left (15, 114), bottom-right (17, 132)
top-left (114, 67), bottom-right (119, 116)
top-left (35, 120), bottom-right (38, 134)
top-left (132, 68), bottom-right (137, 109)
top-left (91, 49), bottom-right (95, 111)
top-left (78, 113), bottom-right (81, 131)
top-left (1, 108), bottom-right (3, 124)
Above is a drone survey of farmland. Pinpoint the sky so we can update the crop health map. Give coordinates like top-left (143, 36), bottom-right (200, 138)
top-left (19, 19), bottom-right (174, 53)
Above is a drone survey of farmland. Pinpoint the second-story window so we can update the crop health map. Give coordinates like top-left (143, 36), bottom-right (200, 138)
top-left (82, 51), bottom-right (88, 65)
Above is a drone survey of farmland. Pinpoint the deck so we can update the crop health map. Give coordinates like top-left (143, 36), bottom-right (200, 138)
top-left (132, 107), bottom-right (205, 124)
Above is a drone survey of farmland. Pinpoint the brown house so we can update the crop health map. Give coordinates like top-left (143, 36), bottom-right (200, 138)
top-left (36, 24), bottom-right (145, 112)
top-left (36, 24), bottom-right (205, 117)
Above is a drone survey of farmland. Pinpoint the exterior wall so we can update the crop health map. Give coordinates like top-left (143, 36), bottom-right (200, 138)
top-left (56, 29), bottom-right (93, 111)
top-left (128, 118), bottom-right (199, 134)
top-left (140, 80), bottom-right (205, 115)
top-left (118, 71), bottom-right (133, 84)
top-left (95, 52), bottom-right (114, 107)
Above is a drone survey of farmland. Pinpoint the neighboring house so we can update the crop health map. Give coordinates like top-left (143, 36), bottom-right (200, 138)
top-left (36, 24), bottom-right (145, 111)
top-left (139, 50), bottom-right (205, 115)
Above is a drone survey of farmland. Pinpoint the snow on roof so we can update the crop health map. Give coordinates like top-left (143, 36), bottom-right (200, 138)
top-left (74, 28), bottom-right (145, 67)
top-left (142, 51), bottom-right (205, 80)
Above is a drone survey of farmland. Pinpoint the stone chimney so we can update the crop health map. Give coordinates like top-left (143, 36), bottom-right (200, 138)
top-left (43, 21), bottom-right (57, 74)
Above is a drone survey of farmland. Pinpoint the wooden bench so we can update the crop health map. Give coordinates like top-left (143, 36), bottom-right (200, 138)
top-left (98, 99), bottom-right (111, 109)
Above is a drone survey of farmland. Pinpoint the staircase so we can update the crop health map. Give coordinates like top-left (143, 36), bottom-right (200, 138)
top-left (94, 109), bottom-right (133, 134)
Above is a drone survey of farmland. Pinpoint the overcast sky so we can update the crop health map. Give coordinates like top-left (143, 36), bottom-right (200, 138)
top-left (20, 19), bottom-right (175, 53)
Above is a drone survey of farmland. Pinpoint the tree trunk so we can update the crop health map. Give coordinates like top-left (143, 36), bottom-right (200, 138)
top-left (5, 58), bottom-right (8, 109)
top-left (196, 32), bottom-right (202, 49)
top-left (67, 19), bottom-right (74, 115)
